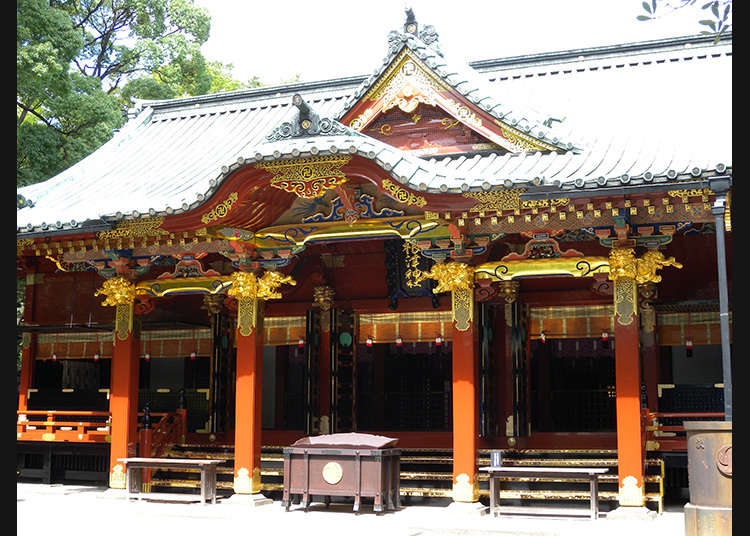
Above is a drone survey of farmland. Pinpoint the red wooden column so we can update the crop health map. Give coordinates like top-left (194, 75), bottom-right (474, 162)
top-left (451, 307), bottom-right (479, 503)
top-left (609, 248), bottom-right (682, 509)
top-left (95, 277), bottom-right (140, 489)
top-left (228, 270), bottom-right (295, 495)
top-left (608, 248), bottom-right (646, 507)
top-left (418, 261), bottom-right (479, 503)
top-left (233, 300), bottom-right (264, 494)
top-left (18, 272), bottom-right (40, 412)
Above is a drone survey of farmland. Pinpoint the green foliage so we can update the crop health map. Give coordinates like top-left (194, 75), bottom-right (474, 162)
top-left (17, 0), bottom-right (244, 188)
top-left (636, 0), bottom-right (732, 40)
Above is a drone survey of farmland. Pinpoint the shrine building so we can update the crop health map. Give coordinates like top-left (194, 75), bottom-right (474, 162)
top-left (16, 11), bottom-right (732, 514)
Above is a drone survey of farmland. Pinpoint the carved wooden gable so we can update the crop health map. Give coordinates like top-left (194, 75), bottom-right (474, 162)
top-left (340, 46), bottom-right (563, 156)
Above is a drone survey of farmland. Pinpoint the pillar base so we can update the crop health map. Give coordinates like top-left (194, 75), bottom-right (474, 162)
top-left (445, 500), bottom-right (488, 516)
top-left (223, 492), bottom-right (273, 507)
top-left (606, 505), bottom-right (657, 520)
top-left (684, 503), bottom-right (732, 536)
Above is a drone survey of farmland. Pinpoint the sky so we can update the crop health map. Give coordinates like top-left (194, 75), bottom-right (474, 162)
top-left (193, 0), bottom-right (717, 86)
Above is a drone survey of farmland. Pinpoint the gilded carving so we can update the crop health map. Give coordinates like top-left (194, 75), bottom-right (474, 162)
top-left (415, 261), bottom-right (475, 331)
top-left (201, 192), bottom-right (238, 224)
top-left (97, 218), bottom-right (167, 240)
top-left (443, 98), bottom-right (482, 129)
top-left (256, 156), bottom-right (351, 199)
top-left (635, 250), bottom-right (683, 285)
top-left (608, 248), bottom-right (637, 326)
top-left (462, 189), bottom-right (526, 212)
top-left (667, 188), bottom-right (712, 203)
top-left (228, 271), bottom-right (296, 336)
top-left (109, 463), bottom-right (126, 489)
top-left (495, 121), bottom-right (561, 153)
top-left (403, 240), bottom-right (424, 288)
top-left (639, 282), bottom-right (658, 334)
top-left (363, 49), bottom-right (449, 104)
top-left (312, 285), bottom-right (335, 311)
top-left (95, 276), bottom-right (137, 306)
top-left (381, 178), bottom-right (427, 207)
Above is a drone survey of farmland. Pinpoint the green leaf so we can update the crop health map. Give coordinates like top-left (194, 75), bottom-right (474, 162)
top-left (699, 19), bottom-right (717, 30)
top-left (636, 15), bottom-right (652, 21)
top-left (643, 1), bottom-right (652, 13)
top-left (711, 1), bottom-right (719, 18)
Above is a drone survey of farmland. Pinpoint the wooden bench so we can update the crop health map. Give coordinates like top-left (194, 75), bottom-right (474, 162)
top-left (480, 466), bottom-right (609, 520)
top-left (117, 457), bottom-right (224, 504)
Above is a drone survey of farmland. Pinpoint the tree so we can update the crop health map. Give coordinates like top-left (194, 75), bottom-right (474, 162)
top-left (17, 0), bottom-right (214, 187)
top-left (637, 1), bottom-right (732, 40)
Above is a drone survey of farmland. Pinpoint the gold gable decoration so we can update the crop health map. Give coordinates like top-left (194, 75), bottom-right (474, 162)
top-left (255, 155), bottom-right (351, 199)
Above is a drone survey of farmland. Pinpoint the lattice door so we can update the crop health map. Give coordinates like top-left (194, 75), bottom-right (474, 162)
top-left (330, 309), bottom-right (357, 433)
top-left (304, 309), bottom-right (321, 435)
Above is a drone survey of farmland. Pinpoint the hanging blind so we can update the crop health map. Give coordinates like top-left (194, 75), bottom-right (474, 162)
top-left (263, 316), bottom-right (306, 346)
top-left (36, 332), bottom-right (113, 360)
top-left (357, 311), bottom-right (453, 344)
top-left (656, 311), bottom-right (732, 346)
top-left (529, 305), bottom-right (614, 340)
top-left (139, 329), bottom-right (212, 358)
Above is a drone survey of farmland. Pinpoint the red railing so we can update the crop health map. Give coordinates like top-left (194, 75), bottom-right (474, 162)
top-left (17, 410), bottom-right (111, 443)
top-left (139, 410), bottom-right (187, 458)
top-left (644, 410), bottom-right (725, 451)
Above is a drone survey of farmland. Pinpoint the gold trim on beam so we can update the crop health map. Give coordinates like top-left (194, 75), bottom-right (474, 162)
top-left (252, 217), bottom-right (442, 247)
top-left (474, 256), bottom-right (610, 281)
top-left (135, 276), bottom-right (233, 297)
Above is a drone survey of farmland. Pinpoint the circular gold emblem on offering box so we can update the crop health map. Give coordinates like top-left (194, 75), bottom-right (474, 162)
top-left (322, 462), bottom-right (343, 485)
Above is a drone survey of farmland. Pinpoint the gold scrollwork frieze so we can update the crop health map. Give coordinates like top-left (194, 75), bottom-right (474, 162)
top-left (667, 188), bottom-right (711, 203)
top-left (462, 189), bottom-right (526, 212)
top-left (97, 218), bottom-right (167, 240)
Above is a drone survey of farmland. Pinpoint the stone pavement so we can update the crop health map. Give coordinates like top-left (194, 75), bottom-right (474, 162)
top-left (16, 483), bottom-right (686, 536)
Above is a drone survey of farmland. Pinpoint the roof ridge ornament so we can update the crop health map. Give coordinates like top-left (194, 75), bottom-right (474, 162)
top-left (265, 94), bottom-right (354, 142)
top-left (388, 7), bottom-right (443, 58)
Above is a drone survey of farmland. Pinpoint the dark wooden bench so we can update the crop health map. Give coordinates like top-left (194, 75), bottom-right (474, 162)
top-left (480, 466), bottom-right (610, 520)
top-left (117, 457), bottom-right (224, 504)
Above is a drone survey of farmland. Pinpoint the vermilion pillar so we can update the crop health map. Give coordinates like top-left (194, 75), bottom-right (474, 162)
top-left (233, 304), bottom-right (264, 494)
top-left (609, 248), bottom-right (646, 506)
top-left (609, 247), bottom-right (682, 508)
top-left (228, 270), bottom-right (295, 495)
top-left (452, 313), bottom-right (479, 502)
top-left (95, 277), bottom-right (139, 489)
top-left (417, 261), bottom-right (480, 503)
top-left (18, 272), bottom-right (39, 412)
top-left (613, 307), bottom-right (645, 506)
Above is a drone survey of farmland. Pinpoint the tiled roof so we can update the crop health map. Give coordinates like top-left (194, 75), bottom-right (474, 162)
top-left (17, 25), bottom-right (731, 237)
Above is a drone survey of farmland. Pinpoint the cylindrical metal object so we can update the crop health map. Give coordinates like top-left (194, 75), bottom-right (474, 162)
top-left (491, 450), bottom-right (502, 467)
top-left (684, 420), bottom-right (732, 536)
top-left (711, 197), bottom-right (732, 421)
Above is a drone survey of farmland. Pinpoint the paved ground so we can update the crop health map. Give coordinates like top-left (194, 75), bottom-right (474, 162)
top-left (16, 483), bottom-right (686, 536)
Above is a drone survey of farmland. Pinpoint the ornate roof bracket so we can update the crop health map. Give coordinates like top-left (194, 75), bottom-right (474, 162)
top-left (265, 94), bottom-right (354, 142)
